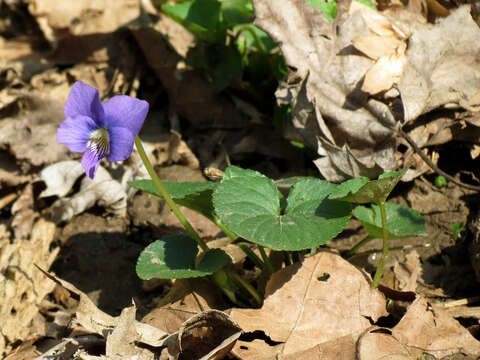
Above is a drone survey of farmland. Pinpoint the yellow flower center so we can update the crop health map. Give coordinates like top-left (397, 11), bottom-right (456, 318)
top-left (87, 127), bottom-right (110, 156)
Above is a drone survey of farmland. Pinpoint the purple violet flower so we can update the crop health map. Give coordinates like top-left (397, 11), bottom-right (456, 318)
top-left (57, 81), bottom-right (149, 179)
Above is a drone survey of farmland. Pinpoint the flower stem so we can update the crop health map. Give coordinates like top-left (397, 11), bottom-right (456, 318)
top-left (371, 201), bottom-right (389, 288)
top-left (228, 270), bottom-right (262, 307)
top-left (237, 243), bottom-right (265, 270)
top-left (258, 246), bottom-right (274, 274)
top-left (134, 136), bottom-right (208, 252)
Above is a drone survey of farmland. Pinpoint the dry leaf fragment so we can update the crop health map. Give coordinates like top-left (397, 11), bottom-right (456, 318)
top-left (36, 269), bottom-right (169, 348)
top-left (399, 5), bottom-right (480, 123)
top-left (362, 54), bottom-right (407, 95)
top-left (392, 296), bottom-right (480, 358)
top-left (352, 34), bottom-right (402, 60)
top-left (29, 0), bottom-right (142, 42)
top-left (231, 251), bottom-right (387, 356)
top-left (0, 219), bottom-right (58, 355)
top-left (39, 161), bottom-right (85, 198)
top-left (47, 163), bottom-right (127, 222)
top-left (393, 250), bottom-right (422, 292)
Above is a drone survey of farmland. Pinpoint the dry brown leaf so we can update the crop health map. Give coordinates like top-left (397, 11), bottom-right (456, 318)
top-left (399, 6), bottom-right (480, 123)
top-left (254, 0), bottom-right (397, 181)
top-left (256, 0), bottom-right (480, 181)
top-left (28, 0), bottom-right (141, 42)
top-left (232, 338), bottom-right (284, 360)
top-left (352, 34), bottom-right (402, 60)
top-left (178, 310), bottom-right (242, 360)
top-left (143, 278), bottom-right (225, 334)
top-left (392, 296), bottom-right (480, 358)
top-left (10, 184), bottom-right (37, 240)
top-left (0, 94), bottom-right (68, 168)
top-left (357, 328), bottom-right (411, 360)
top-left (0, 219), bottom-right (58, 356)
top-left (362, 54), bottom-right (407, 95)
top-left (37, 269), bottom-right (169, 348)
top-left (230, 251), bottom-right (387, 356)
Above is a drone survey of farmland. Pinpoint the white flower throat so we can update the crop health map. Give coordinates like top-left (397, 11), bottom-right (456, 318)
top-left (87, 127), bottom-right (110, 156)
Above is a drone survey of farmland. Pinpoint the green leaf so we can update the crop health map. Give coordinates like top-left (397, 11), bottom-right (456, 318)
top-left (329, 177), bottom-right (369, 200)
top-left (213, 167), bottom-right (351, 250)
top-left (353, 203), bottom-right (427, 240)
top-left (305, 0), bottom-right (338, 21)
top-left (221, 0), bottom-right (254, 26)
top-left (128, 180), bottom-right (217, 220)
top-left (355, 0), bottom-right (376, 9)
top-left (330, 167), bottom-right (408, 204)
top-left (136, 235), bottom-right (229, 280)
top-left (162, 0), bottom-right (224, 42)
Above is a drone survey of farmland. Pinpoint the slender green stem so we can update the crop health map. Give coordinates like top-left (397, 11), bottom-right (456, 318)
top-left (134, 136), bottom-right (208, 252)
top-left (235, 25), bottom-right (268, 54)
top-left (343, 235), bottom-right (374, 259)
top-left (237, 243), bottom-right (265, 270)
top-left (372, 201), bottom-right (389, 288)
top-left (258, 246), bottom-right (274, 274)
top-left (228, 270), bottom-right (262, 307)
top-left (212, 215), bottom-right (238, 241)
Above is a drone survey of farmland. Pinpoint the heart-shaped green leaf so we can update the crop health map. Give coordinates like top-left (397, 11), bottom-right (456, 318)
top-left (136, 235), bottom-right (229, 280)
top-left (329, 167), bottom-right (408, 204)
top-left (128, 180), bottom-right (217, 220)
top-left (213, 167), bottom-right (351, 251)
top-left (353, 203), bottom-right (427, 240)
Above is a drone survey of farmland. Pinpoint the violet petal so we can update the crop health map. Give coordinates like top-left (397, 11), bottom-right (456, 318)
top-left (57, 115), bottom-right (98, 152)
top-left (107, 126), bottom-right (135, 162)
top-left (81, 147), bottom-right (105, 179)
top-left (64, 81), bottom-right (105, 127)
top-left (103, 95), bottom-right (149, 136)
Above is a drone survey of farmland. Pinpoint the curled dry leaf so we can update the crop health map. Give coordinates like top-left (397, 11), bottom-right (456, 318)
top-left (39, 161), bottom-right (84, 198)
top-left (42, 162), bottom-right (127, 223)
top-left (178, 310), bottom-right (242, 360)
top-left (230, 251), bottom-right (387, 356)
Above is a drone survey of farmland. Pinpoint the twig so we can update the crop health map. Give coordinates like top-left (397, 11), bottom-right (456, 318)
top-left (398, 128), bottom-right (480, 192)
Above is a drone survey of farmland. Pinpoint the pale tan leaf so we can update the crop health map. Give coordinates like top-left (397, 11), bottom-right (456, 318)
top-left (362, 54), bottom-right (407, 95)
top-left (352, 34), bottom-right (402, 60)
top-left (230, 252), bottom-right (387, 356)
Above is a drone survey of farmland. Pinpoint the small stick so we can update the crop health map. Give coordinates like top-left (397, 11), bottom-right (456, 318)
top-left (398, 128), bottom-right (480, 192)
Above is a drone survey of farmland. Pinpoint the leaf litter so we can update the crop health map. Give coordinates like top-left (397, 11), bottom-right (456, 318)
top-left (1, 0), bottom-right (480, 358)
